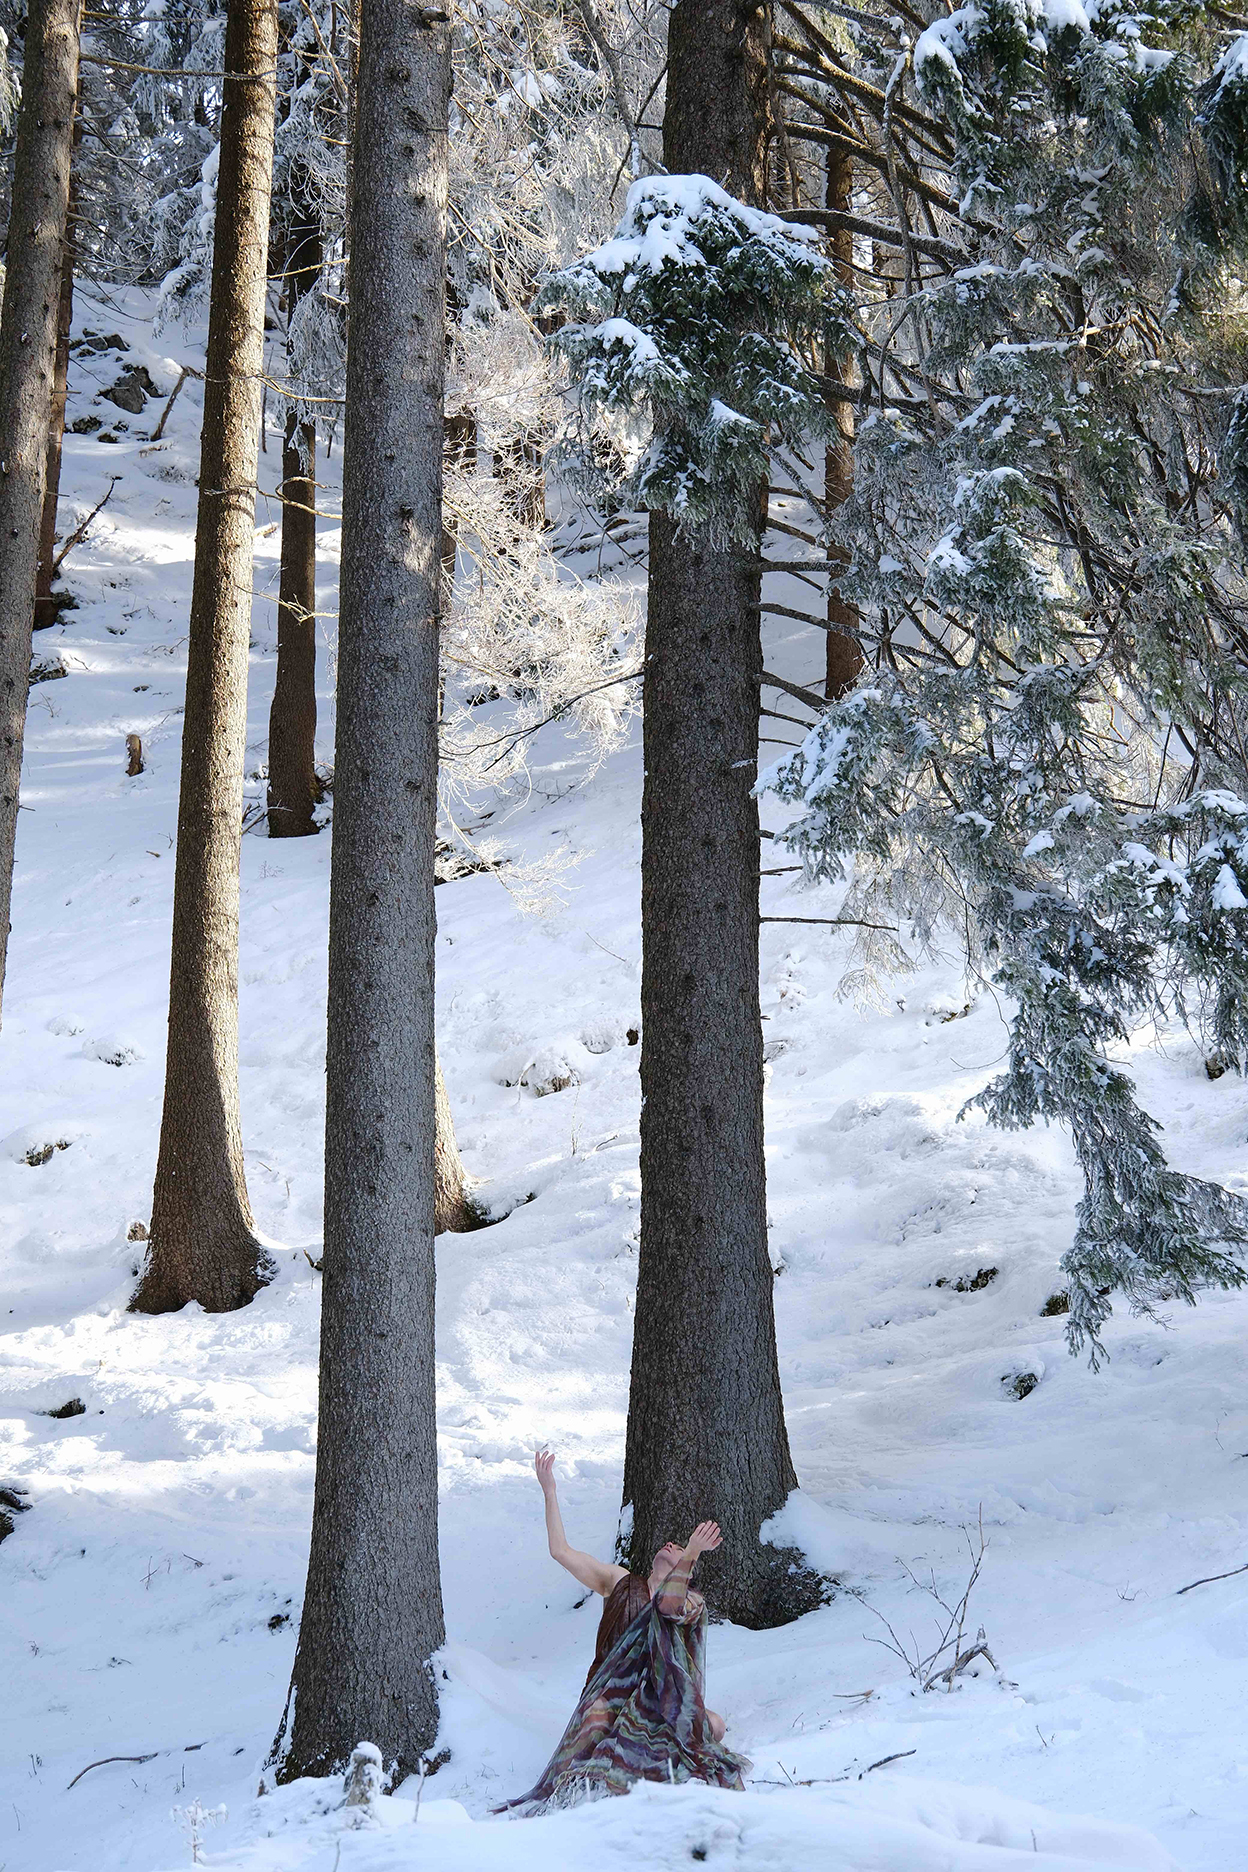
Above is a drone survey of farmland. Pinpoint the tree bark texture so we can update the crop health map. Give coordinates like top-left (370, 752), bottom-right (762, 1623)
top-left (434, 1048), bottom-right (481, 1233)
top-left (130, 0), bottom-right (279, 1314)
top-left (623, 0), bottom-right (805, 1628)
top-left (0, 0), bottom-right (81, 1025)
top-left (34, 129), bottom-right (78, 633)
top-left (274, 0), bottom-right (450, 1780)
top-left (824, 143), bottom-right (862, 700)
top-left (660, 0), bottom-right (770, 205)
top-left (266, 179), bottom-right (322, 836)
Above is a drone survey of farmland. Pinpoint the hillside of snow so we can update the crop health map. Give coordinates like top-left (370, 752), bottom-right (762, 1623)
top-left (1, 290), bottom-right (1246, 1872)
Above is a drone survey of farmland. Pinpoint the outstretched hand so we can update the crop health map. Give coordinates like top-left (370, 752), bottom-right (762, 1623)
top-left (686, 1520), bottom-right (722, 1558)
top-left (534, 1447), bottom-right (557, 1493)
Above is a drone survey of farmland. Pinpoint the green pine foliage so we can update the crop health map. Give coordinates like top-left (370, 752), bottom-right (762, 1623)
top-left (538, 174), bottom-right (851, 542)
top-left (761, 1), bottom-right (1248, 1356)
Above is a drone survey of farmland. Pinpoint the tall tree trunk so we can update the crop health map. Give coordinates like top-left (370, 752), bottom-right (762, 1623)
top-left (130, 0), bottom-right (279, 1315)
top-left (0, 0), bottom-right (80, 1026)
top-left (271, 0), bottom-right (450, 1781)
top-left (266, 196), bottom-right (321, 837)
top-left (622, 0), bottom-right (808, 1628)
top-left (824, 142), bottom-right (861, 700)
top-left (34, 127), bottom-right (79, 634)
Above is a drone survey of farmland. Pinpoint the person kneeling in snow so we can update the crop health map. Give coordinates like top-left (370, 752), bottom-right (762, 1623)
top-left (495, 1450), bottom-right (750, 1815)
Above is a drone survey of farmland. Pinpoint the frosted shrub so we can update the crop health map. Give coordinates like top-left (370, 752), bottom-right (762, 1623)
top-left (342, 1740), bottom-right (384, 1822)
top-left (170, 1799), bottom-right (226, 1864)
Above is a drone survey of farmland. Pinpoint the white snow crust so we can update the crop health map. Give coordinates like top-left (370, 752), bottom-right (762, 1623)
top-left (2, 290), bottom-right (1245, 1872)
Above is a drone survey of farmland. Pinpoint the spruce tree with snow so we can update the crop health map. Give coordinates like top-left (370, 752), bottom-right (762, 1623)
top-left (761, 0), bottom-right (1248, 1357)
top-left (541, 128), bottom-right (852, 1617)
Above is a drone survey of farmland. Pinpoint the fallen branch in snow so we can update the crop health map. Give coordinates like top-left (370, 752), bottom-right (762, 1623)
top-left (52, 477), bottom-right (121, 575)
top-left (753, 1777), bottom-right (835, 1787)
top-left (67, 1753), bottom-right (158, 1788)
top-left (753, 1749), bottom-right (916, 1788)
top-left (927, 1629), bottom-right (998, 1689)
top-left (1176, 1560), bottom-right (1248, 1595)
top-left (67, 1741), bottom-right (206, 1789)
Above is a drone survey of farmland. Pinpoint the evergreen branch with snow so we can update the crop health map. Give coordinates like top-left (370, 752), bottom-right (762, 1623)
top-left (758, 0), bottom-right (1248, 1355)
top-left (539, 172), bottom-right (852, 543)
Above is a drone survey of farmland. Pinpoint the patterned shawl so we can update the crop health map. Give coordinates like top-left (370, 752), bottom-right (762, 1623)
top-left (496, 1573), bottom-right (750, 1817)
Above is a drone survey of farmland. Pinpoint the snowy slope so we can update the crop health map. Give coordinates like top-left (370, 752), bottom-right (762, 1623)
top-left (1, 289), bottom-right (1246, 1871)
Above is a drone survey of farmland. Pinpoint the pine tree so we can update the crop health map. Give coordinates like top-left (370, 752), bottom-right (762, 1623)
top-left (33, 121), bottom-right (79, 634)
top-left (131, 0), bottom-right (279, 1314)
top-left (271, 0), bottom-right (450, 1780)
top-left (542, 13), bottom-right (848, 1619)
top-left (0, 0), bottom-right (80, 1025)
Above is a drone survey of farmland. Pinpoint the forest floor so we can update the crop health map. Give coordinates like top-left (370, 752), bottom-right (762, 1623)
top-left (1, 291), bottom-right (1246, 1871)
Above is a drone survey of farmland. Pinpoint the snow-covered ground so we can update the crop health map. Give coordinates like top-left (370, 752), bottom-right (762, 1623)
top-left (2, 291), bottom-right (1247, 1871)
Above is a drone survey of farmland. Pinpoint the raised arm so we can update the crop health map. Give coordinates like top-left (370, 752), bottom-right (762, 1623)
top-left (534, 1449), bottom-right (626, 1598)
top-left (655, 1520), bottom-right (722, 1617)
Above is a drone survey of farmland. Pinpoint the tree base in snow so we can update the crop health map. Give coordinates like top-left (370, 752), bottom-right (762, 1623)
top-left (733, 1545), bottom-right (836, 1630)
top-left (129, 1238), bottom-right (276, 1315)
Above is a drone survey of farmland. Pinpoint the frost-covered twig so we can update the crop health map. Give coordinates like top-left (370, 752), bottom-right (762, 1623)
top-left (865, 1512), bottom-right (993, 1693)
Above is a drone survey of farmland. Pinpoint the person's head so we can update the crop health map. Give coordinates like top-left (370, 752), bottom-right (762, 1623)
top-left (649, 1540), bottom-right (684, 1582)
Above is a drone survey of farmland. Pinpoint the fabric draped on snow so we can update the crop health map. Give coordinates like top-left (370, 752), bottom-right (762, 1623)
top-left (496, 1572), bottom-right (750, 1817)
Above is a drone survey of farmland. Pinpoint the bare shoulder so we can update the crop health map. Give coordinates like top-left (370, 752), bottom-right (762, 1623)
top-left (598, 1562), bottom-right (630, 1596)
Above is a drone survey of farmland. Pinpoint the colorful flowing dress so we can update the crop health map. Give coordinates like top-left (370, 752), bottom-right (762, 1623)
top-left (496, 1571), bottom-right (750, 1816)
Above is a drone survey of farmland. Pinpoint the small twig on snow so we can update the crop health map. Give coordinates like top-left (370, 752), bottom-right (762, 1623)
top-left (862, 1749), bottom-right (917, 1776)
top-left (753, 1748), bottom-right (915, 1789)
top-left (1176, 1560), bottom-right (1248, 1595)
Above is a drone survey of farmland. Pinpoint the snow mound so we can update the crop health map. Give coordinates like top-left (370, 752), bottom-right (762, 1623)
top-left (83, 1032), bottom-right (145, 1067)
top-left (0, 1122), bottom-right (79, 1166)
top-left (191, 1776), bottom-right (1180, 1872)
